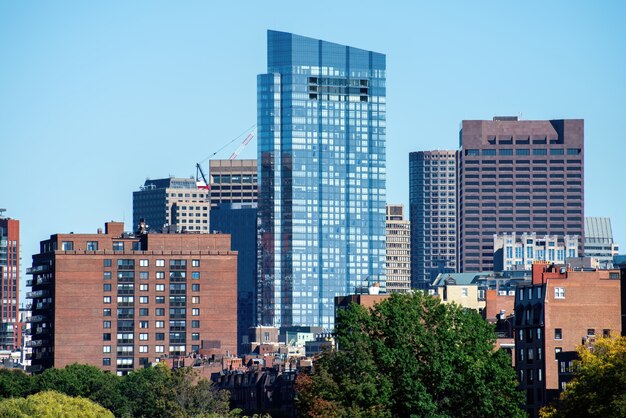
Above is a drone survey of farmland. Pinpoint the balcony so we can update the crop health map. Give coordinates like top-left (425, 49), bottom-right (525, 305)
top-left (26, 280), bottom-right (33, 287)
top-left (26, 339), bottom-right (48, 347)
top-left (29, 315), bottom-right (48, 323)
top-left (26, 290), bottom-right (49, 299)
top-left (27, 265), bottom-right (51, 275)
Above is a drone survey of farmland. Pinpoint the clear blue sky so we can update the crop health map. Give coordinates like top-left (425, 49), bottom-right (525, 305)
top-left (1, 1), bottom-right (625, 302)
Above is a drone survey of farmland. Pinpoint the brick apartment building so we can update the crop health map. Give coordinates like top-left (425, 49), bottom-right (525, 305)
top-left (27, 221), bottom-right (237, 375)
top-left (514, 261), bottom-right (621, 417)
top-left (0, 213), bottom-right (19, 350)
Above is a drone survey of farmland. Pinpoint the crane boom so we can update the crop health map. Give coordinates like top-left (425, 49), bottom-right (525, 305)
top-left (228, 131), bottom-right (255, 160)
top-left (195, 164), bottom-right (210, 190)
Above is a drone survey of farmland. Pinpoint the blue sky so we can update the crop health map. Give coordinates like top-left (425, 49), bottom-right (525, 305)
top-left (1, 1), bottom-right (625, 301)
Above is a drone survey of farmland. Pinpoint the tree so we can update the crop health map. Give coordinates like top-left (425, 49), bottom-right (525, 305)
top-left (0, 369), bottom-right (33, 399)
top-left (33, 363), bottom-right (127, 416)
top-left (296, 293), bottom-right (524, 418)
top-left (0, 390), bottom-right (114, 418)
top-left (540, 337), bottom-right (626, 418)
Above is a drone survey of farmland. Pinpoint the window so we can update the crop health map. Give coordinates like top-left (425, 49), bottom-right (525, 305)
top-left (156, 321), bottom-right (165, 328)
top-left (536, 287), bottom-right (541, 298)
top-left (191, 320), bottom-right (200, 328)
top-left (587, 328), bottom-right (595, 336)
top-left (156, 308), bottom-right (165, 316)
top-left (191, 296), bottom-right (199, 304)
top-left (104, 259), bottom-right (112, 267)
top-left (156, 284), bottom-right (165, 292)
top-left (103, 345), bottom-right (111, 353)
top-left (156, 333), bottom-right (165, 341)
top-left (192, 333), bottom-right (200, 341)
top-left (113, 242), bottom-right (124, 251)
top-left (139, 284), bottom-right (148, 291)
top-left (87, 241), bottom-right (98, 251)
top-left (156, 296), bottom-right (165, 304)
top-left (103, 308), bottom-right (111, 317)
top-left (603, 329), bottom-right (611, 338)
top-left (103, 272), bottom-right (111, 280)
top-left (103, 333), bottom-right (111, 341)
top-left (103, 358), bottom-right (111, 366)
top-left (156, 259), bottom-right (165, 267)
top-left (139, 272), bottom-right (149, 279)
top-left (192, 272), bottom-right (200, 279)
top-left (192, 308), bottom-right (200, 316)
top-left (554, 287), bottom-right (565, 299)
top-left (192, 284), bottom-right (200, 292)
top-left (103, 296), bottom-right (111, 304)
top-left (61, 241), bottom-right (74, 251)
top-left (103, 284), bottom-right (111, 292)
top-left (139, 296), bottom-right (148, 304)
top-left (139, 333), bottom-right (148, 341)
top-left (537, 328), bottom-right (542, 340)
top-left (156, 271), bottom-right (165, 279)
top-left (103, 321), bottom-right (111, 329)
top-left (192, 259), bottom-right (200, 267)
top-left (156, 345), bottom-right (165, 353)
top-left (139, 259), bottom-right (148, 267)
top-left (139, 309), bottom-right (149, 317)
top-left (461, 287), bottom-right (468, 297)
top-left (555, 328), bottom-right (562, 340)
top-left (140, 320), bottom-right (149, 328)
top-left (139, 345), bottom-right (148, 353)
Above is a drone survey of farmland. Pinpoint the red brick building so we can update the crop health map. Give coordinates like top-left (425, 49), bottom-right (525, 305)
top-left (514, 261), bottom-right (621, 417)
top-left (28, 221), bottom-right (237, 374)
top-left (0, 215), bottom-right (19, 350)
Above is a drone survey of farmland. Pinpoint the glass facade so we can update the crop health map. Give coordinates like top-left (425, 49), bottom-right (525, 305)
top-left (258, 30), bottom-right (386, 330)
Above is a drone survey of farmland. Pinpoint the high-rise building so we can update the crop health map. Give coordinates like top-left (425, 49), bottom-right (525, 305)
top-left (258, 30), bottom-right (386, 330)
top-left (409, 150), bottom-right (457, 290)
top-left (385, 204), bottom-right (410, 293)
top-left (210, 202), bottom-right (258, 354)
top-left (584, 217), bottom-right (619, 268)
top-left (458, 117), bottom-right (584, 273)
top-left (133, 177), bottom-right (210, 233)
top-left (209, 159), bottom-right (258, 208)
top-left (493, 233), bottom-right (578, 271)
top-left (27, 222), bottom-right (237, 374)
top-left (0, 212), bottom-right (19, 350)
top-left (515, 262), bottom-right (621, 417)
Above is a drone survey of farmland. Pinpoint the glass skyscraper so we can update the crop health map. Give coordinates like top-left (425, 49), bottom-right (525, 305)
top-left (257, 30), bottom-right (386, 330)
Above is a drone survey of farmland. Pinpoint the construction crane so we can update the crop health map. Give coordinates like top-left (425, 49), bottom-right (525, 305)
top-left (195, 124), bottom-right (256, 190)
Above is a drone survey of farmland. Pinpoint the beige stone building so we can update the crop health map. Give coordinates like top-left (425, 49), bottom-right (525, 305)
top-left (386, 204), bottom-right (410, 293)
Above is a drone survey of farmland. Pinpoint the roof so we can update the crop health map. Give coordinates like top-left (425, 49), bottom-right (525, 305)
top-left (432, 272), bottom-right (492, 287)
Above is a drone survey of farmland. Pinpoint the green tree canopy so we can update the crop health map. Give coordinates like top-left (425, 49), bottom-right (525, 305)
top-left (540, 337), bottom-right (626, 418)
top-left (0, 369), bottom-right (33, 399)
top-left (0, 390), bottom-right (114, 418)
top-left (296, 292), bottom-right (524, 418)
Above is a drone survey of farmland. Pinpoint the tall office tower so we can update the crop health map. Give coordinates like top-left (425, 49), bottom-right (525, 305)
top-left (0, 212), bottom-right (19, 350)
top-left (458, 117), bottom-right (584, 273)
top-left (258, 30), bottom-right (386, 330)
top-left (584, 217), bottom-right (619, 268)
top-left (210, 202), bottom-right (258, 354)
top-left (209, 159), bottom-right (258, 208)
top-left (133, 177), bottom-right (210, 233)
top-left (27, 221), bottom-right (237, 374)
top-left (385, 204), bottom-right (411, 293)
top-left (409, 151), bottom-right (457, 290)
top-left (493, 232), bottom-right (578, 271)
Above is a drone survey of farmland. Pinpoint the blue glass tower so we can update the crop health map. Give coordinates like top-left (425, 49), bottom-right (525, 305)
top-left (257, 30), bottom-right (386, 330)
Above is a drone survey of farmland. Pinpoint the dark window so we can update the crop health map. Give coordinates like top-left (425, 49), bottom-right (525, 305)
top-left (555, 328), bottom-right (562, 340)
top-left (104, 259), bottom-right (112, 267)
top-left (103, 333), bottom-right (111, 341)
top-left (103, 358), bottom-right (111, 366)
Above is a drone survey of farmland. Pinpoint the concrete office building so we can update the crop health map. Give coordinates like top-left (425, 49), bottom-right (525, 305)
top-left (133, 177), bottom-right (210, 233)
top-left (258, 30), bottom-right (387, 330)
top-left (210, 202), bottom-right (258, 354)
top-left (209, 159), bottom-right (258, 208)
top-left (409, 150), bottom-right (457, 290)
top-left (584, 217), bottom-right (619, 268)
top-left (385, 204), bottom-right (410, 293)
top-left (514, 262), bottom-right (621, 417)
top-left (493, 233), bottom-right (578, 272)
top-left (458, 117), bottom-right (584, 273)
top-left (0, 212), bottom-right (19, 350)
top-left (27, 221), bottom-right (237, 374)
